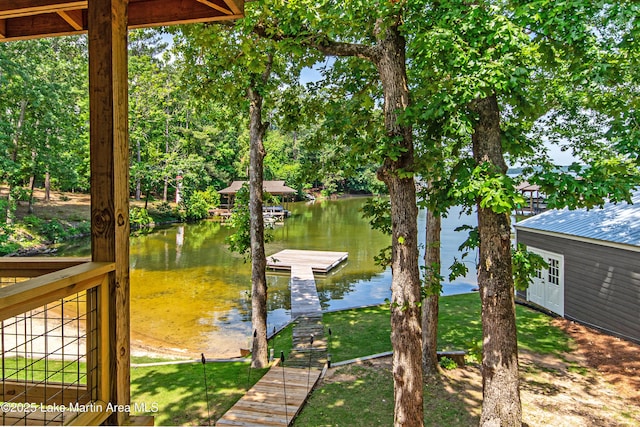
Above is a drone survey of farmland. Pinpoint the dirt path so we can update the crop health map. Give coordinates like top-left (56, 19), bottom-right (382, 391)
top-left (553, 318), bottom-right (640, 402)
top-left (443, 350), bottom-right (640, 426)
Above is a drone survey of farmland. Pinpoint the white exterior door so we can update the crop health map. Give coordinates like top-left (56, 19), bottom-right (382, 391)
top-left (527, 248), bottom-right (564, 316)
top-left (528, 266), bottom-right (545, 307)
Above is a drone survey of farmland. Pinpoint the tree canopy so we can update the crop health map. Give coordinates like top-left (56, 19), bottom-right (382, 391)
top-left (1, 1), bottom-right (638, 425)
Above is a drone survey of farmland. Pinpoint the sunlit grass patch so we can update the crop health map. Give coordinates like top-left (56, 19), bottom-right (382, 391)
top-left (128, 293), bottom-right (572, 425)
top-left (2, 357), bottom-right (86, 383)
top-left (323, 304), bottom-right (392, 363)
top-left (130, 361), bottom-right (267, 426)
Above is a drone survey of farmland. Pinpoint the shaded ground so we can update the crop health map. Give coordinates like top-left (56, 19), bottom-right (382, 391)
top-left (309, 322), bottom-right (640, 426)
top-left (553, 318), bottom-right (640, 402)
top-left (0, 186), bottom-right (91, 222)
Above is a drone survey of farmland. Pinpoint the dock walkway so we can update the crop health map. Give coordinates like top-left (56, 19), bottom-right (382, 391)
top-left (216, 366), bottom-right (321, 427)
top-left (217, 250), bottom-right (347, 426)
top-left (286, 265), bottom-right (327, 369)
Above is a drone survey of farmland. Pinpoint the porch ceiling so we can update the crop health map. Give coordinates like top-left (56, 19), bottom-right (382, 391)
top-left (0, 0), bottom-right (244, 41)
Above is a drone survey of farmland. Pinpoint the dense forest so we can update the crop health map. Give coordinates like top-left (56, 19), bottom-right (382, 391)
top-left (1, 1), bottom-right (638, 425)
top-left (0, 30), bottom-right (382, 213)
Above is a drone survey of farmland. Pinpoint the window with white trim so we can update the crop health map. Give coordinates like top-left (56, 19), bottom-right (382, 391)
top-left (548, 258), bottom-right (560, 286)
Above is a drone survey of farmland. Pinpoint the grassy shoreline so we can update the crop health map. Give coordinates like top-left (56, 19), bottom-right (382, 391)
top-left (1, 187), bottom-right (184, 256)
top-left (130, 293), bottom-right (572, 425)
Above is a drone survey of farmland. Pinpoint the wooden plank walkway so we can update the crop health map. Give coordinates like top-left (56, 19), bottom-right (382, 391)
top-left (216, 366), bottom-right (322, 426)
top-left (286, 265), bottom-right (327, 369)
top-left (290, 265), bottom-right (321, 318)
top-left (219, 250), bottom-right (346, 425)
top-left (285, 315), bottom-right (327, 369)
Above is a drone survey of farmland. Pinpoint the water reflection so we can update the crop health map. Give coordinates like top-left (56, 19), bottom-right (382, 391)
top-left (59, 197), bottom-right (477, 358)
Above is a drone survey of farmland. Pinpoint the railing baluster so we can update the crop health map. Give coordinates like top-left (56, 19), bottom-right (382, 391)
top-left (1, 260), bottom-right (114, 425)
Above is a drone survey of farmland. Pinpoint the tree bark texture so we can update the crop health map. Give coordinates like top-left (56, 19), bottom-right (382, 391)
top-left (28, 158), bottom-right (36, 215)
top-left (374, 24), bottom-right (424, 427)
top-left (422, 208), bottom-right (441, 376)
top-left (6, 99), bottom-right (27, 225)
top-left (45, 171), bottom-right (51, 202)
top-left (248, 83), bottom-right (269, 369)
top-left (288, 15), bottom-right (424, 426)
top-left (471, 95), bottom-right (522, 427)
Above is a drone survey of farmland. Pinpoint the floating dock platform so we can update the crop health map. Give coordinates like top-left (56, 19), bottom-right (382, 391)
top-left (266, 249), bottom-right (348, 274)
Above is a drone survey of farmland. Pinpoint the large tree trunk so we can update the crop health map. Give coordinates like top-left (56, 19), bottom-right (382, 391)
top-left (422, 208), bottom-right (441, 376)
top-left (276, 13), bottom-right (423, 425)
top-left (248, 102), bottom-right (268, 368)
top-left (248, 59), bottom-right (272, 369)
top-left (471, 95), bottom-right (521, 426)
top-left (375, 25), bottom-right (424, 427)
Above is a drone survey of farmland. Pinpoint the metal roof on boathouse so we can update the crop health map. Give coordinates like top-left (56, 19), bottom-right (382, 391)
top-left (516, 190), bottom-right (640, 248)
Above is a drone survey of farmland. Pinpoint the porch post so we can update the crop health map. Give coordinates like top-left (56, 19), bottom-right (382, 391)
top-left (88, 0), bottom-right (130, 424)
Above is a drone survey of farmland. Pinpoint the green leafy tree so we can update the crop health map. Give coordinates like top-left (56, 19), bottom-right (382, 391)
top-left (256, 1), bottom-right (425, 423)
top-left (0, 37), bottom-right (87, 222)
top-left (173, 7), bottom-right (307, 367)
top-left (129, 30), bottom-right (168, 201)
top-left (408, 2), bottom-right (639, 424)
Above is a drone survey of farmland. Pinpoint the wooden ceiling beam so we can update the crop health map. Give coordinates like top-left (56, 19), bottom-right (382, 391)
top-left (57, 9), bottom-right (83, 31)
top-left (196, 0), bottom-right (233, 16)
top-left (0, 0), bottom-right (244, 41)
top-left (222, 0), bottom-right (244, 16)
top-left (128, 0), bottom-right (242, 28)
top-left (0, 0), bottom-right (86, 19)
top-left (2, 13), bottom-right (79, 41)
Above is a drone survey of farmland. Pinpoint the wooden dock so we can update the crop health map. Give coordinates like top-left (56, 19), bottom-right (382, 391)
top-left (286, 265), bottom-right (327, 369)
top-left (290, 265), bottom-right (320, 318)
top-left (216, 366), bottom-right (322, 426)
top-left (267, 249), bottom-right (348, 274)
top-left (218, 250), bottom-right (345, 425)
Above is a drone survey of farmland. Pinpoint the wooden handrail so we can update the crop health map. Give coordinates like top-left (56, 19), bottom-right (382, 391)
top-left (1, 261), bottom-right (113, 425)
top-left (2, 381), bottom-right (91, 406)
top-left (0, 261), bottom-right (114, 321)
top-left (0, 257), bottom-right (90, 278)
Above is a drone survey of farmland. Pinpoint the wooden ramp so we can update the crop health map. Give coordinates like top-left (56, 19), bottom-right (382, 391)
top-left (216, 366), bottom-right (322, 426)
top-left (290, 265), bottom-right (321, 318)
top-left (219, 249), bottom-right (345, 425)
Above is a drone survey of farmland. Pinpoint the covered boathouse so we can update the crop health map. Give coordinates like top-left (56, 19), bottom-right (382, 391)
top-left (516, 190), bottom-right (640, 344)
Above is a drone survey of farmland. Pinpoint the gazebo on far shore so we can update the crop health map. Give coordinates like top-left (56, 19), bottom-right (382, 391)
top-left (218, 180), bottom-right (297, 209)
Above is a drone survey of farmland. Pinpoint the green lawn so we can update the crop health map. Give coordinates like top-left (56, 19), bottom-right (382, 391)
top-left (2, 356), bottom-right (85, 383)
top-left (283, 292), bottom-right (570, 364)
top-left (2, 293), bottom-right (569, 426)
top-left (293, 293), bottom-right (573, 426)
top-left (127, 293), bottom-right (572, 426)
top-left (130, 361), bottom-right (268, 426)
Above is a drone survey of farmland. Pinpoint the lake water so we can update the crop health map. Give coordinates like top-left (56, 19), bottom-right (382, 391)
top-left (61, 197), bottom-right (478, 358)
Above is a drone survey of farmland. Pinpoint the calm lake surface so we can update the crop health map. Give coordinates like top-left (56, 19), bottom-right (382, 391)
top-left (61, 197), bottom-right (477, 358)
